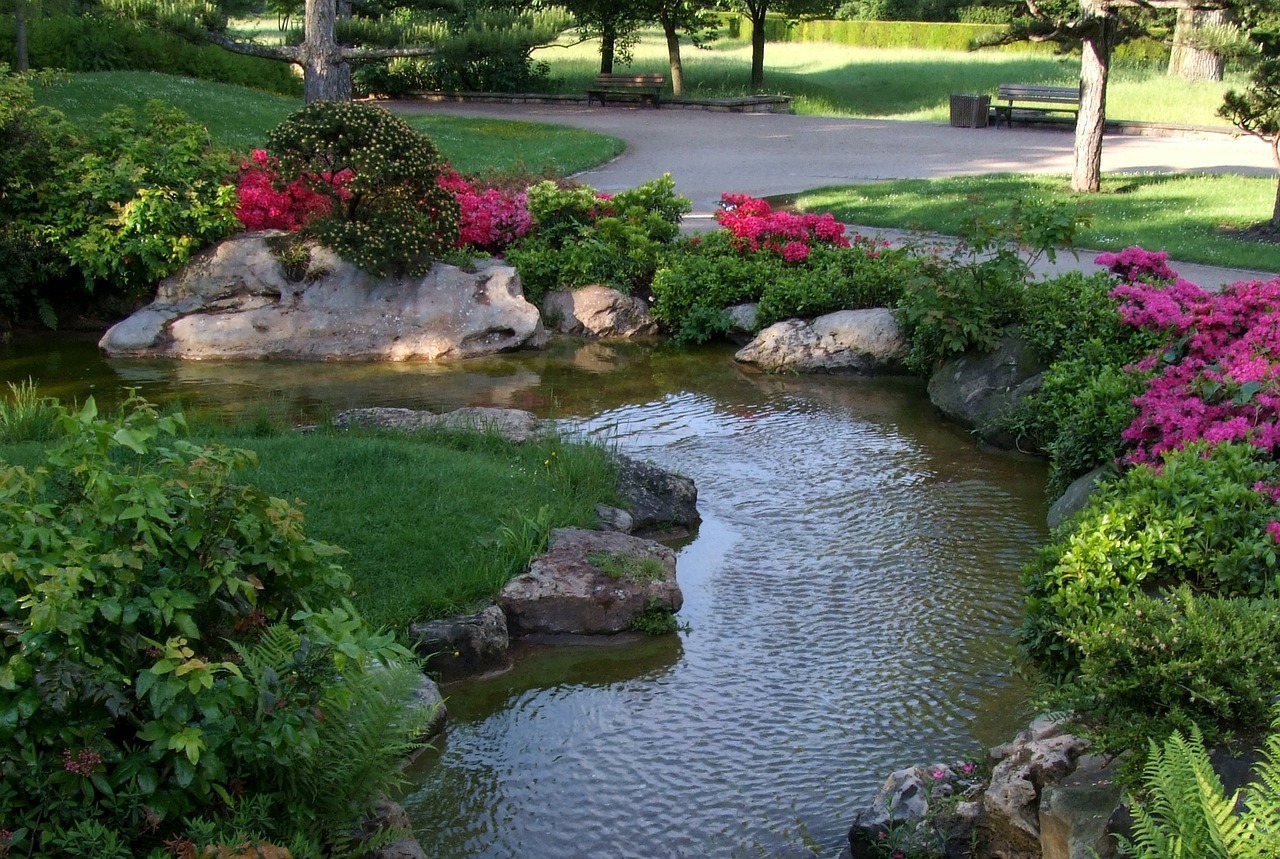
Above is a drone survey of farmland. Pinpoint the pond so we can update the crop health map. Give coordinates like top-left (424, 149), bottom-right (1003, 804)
top-left (1, 333), bottom-right (1048, 859)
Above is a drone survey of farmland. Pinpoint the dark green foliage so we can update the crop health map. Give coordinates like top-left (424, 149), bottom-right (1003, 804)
top-left (1054, 587), bottom-right (1280, 758)
top-left (1019, 270), bottom-right (1156, 366)
top-left (268, 101), bottom-right (460, 278)
top-left (0, 13), bottom-right (301, 95)
top-left (504, 175), bottom-right (690, 305)
top-left (650, 230), bottom-right (918, 343)
top-left (0, 396), bottom-right (432, 854)
top-left (43, 99), bottom-right (240, 299)
top-left (1020, 442), bottom-right (1280, 677)
top-left (767, 15), bottom-right (1006, 46)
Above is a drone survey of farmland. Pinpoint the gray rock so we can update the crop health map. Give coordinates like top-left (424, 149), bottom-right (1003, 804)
top-left (926, 331), bottom-right (1046, 448)
top-left (543, 285), bottom-right (660, 338)
top-left (100, 233), bottom-right (548, 361)
top-left (409, 605), bottom-right (509, 682)
top-left (1039, 754), bottom-right (1124, 859)
top-left (847, 762), bottom-right (984, 859)
top-left (409, 673), bottom-right (448, 743)
top-left (613, 455), bottom-right (700, 534)
top-left (734, 308), bottom-right (908, 374)
top-left (333, 406), bottom-right (543, 443)
top-left (499, 527), bottom-right (682, 635)
top-left (355, 800), bottom-right (427, 859)
top-left (727, 303), bottom-right (759, 337)
top-left (1047, 465), bottom-right (1115, 530)
top-left (594, 504), bottom-right (635, 533)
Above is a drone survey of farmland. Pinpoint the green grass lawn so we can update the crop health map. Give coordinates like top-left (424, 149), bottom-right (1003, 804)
top-left (33, 70), bottom-right (623, 174)
top-left (794, 173), bottom-right (1280, 271)
top-left (535, 31), bottom-right (1241, 127)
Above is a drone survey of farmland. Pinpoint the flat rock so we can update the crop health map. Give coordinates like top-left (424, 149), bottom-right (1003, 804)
top-left (734, 308), bottom-right (908, 374)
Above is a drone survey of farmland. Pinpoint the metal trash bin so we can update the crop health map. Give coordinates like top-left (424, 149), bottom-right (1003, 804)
top-left (949, 94), bottom-right (991, 128)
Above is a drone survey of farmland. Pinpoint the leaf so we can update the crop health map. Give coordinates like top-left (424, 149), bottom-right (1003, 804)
top-left (111, 427), bottom-right (149, 455)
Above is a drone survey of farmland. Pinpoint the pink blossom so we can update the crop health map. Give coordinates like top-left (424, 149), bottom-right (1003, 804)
top-left (1268, 521), bottom-right (1280, 544)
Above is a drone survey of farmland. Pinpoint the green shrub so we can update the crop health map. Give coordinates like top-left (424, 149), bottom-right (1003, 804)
top-left (0, 14), bottom-right (301, 95)
top-left (756, 240), bottom-right (915, 326)
top-left (763, 16), bottom-right (1007, 48)
top-left (268, 101), bottom-right (460, 278)
top-left (43, 99), bottom-right (240, 300)
top-left (1019, 270), bottom-right (1156, 366)
top-left (1052, 587), bottom-right (1280, 758)
top-left (0, 396), bottom-right (432, 854)
top-left (1020, 442), bottom-right (1280, 677)
top-left (650, 231), bottom-right (784, 334)
top-left (504, 175), bottom-right (689, 305)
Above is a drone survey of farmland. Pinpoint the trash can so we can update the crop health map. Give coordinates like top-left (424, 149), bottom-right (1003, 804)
top-left (949, 94), bottom-right (991, 128)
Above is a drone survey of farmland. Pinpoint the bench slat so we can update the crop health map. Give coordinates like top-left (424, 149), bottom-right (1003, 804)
top-left (587, 73), bottom-right (665, 108)
top-left (993, 83), bottom-right (1080, 128)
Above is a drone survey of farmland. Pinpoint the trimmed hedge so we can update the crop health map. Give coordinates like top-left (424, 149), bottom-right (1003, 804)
top-left (0, 14), bottom-right (301, 96)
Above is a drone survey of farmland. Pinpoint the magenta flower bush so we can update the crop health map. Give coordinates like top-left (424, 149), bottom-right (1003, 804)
top-left (715, 193), bottom-right (851, 261)
top-left (437, 168), bottom-right (532, 253)
top-left (1095, 246), bottom-right (1178, 285)
top-left (234, 149), bottom-right (342, 232)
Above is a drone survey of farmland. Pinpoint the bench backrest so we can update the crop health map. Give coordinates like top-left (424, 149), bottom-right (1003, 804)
top-left (593, 73), bottom-right (666, 87)
top-left (997, 83), bottom-right (1080, 103)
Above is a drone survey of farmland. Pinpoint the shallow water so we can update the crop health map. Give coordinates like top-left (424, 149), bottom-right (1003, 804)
top-left (1, 335), bottom-right (1048, 858)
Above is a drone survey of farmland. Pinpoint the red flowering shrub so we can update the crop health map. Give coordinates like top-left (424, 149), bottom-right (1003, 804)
top-left (1111, 263), bottom-right (1280, 464)
top-left (234, 149), bottom-right (335, 232)
top-left (437, 168), bottom-right (532, 253)
top-left (714, 193), bottom-right (850, 261)
top-left (1095, 246), bottom-right (1178, 285)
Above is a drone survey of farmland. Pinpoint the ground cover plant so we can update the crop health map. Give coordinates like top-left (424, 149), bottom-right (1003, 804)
top-left (0, 396), bottom-right (435, 857)
top-left (794, 174), bottom-right (1280, 272)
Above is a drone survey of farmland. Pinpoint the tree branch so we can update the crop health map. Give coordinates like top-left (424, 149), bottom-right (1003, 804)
top-left (205, 31), bottom-right (302, 63)
top-left (339, 45), bottom-right (438, 60)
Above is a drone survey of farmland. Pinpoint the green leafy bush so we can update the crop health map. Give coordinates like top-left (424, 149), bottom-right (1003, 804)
top-left (504, 175), bottom-right (690, 305)
top-left (43, 99), bottom-right (240, 300)
top-left (268, 101), bottom-right (460, 278)
top-left (0, 396), bottom-right (432, 855)
top-left (1020, 442), bottom-right (1280, 677)
top-left (1053, 587), bottom-right (1280, 757)
top-left (1019, 270), bottom-right (1155, 366)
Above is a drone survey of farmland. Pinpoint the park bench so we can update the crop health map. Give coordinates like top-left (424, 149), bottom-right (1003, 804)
top-left (993, 84), bottom-right (1081, 128)
top-left (586, 73), bottom-right (666, 108)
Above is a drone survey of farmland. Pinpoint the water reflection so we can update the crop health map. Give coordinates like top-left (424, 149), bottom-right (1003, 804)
top-left (2, 334), bottom-right (1048, 858)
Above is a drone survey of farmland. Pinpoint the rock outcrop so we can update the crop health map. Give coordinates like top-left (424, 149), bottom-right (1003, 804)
top-left (409, 605), bottom-right (510, 682)
top-left (99, 233), bottom-right (547, 361)
top-left (613, 455), bottom-right (700, 535)
top-left (543, 285), bottom-right (660, 338)
top-left (926, 332), bottom-right (1045, 449)
top-left (734, 308), bottom-right (908, 374)
top-left (499, 527), bottom-right (682, 636)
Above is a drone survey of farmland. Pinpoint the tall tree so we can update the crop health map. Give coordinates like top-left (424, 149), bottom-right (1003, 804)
top-left (732, 0), bottom-right (837, 91)
top-left (1168, 5), bottom-right (1230, 81)
top-left (1221, 58), bottom-right (1280, 232)
top-left (562, 0), bottom-right (649, 73)
top-left (651, 0), bottom-right (717, 96)
top-left (1071, 0), bottom-right (1116, 191)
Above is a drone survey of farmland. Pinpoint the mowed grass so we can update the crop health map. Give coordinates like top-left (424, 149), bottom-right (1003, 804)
top-left (795, 173), bottom-right (1280, 271)
top-left (535, 31), bottom-right (1241, 127)
top-left (33, 70), bottom-right (624, 173)
top-left (217, 428), bottom-right (620, 632)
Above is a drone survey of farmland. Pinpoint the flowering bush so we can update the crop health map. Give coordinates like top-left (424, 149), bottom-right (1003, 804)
top-left (714, 192), bottom-right (850, 261)
top-left (1112, 273), bottom-right (1280, 464)
top-left (437, 168), bottom-right (532, 253)
top-left (234, 149), bottom-right (337, 232)
top-left (1095, 246), bottom-right (1178, 285)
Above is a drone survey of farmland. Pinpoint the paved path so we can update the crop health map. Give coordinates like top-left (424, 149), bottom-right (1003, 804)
top-left (390, 100), bottom-right (1279, 287)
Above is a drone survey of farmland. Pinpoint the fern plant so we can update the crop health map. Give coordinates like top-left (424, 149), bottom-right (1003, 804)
top-left (1123, 718), bottom-right (1280, 858)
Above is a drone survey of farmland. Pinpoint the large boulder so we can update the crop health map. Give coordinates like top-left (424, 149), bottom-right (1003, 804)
top-left (733, 308), bottom-right (908, 374)
top-left (1047, 465), bottom-right (1115, 530)
top-left (99, 233), bottom-right (547, 361)
top-left (926, 332), bottom-right (1045, 448)
top-left (543, 285), bottom-right (660, 338)
top-left (499, 527), bottom-right (682, 636)
top-left (409, 604), bottom-right (510, 682)
top-left (613, 454), bottom-right (700, 535)
top-left (1038, 754), bottom-right (1125, 859)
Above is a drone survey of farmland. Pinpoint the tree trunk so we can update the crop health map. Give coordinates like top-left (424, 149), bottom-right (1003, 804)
top-left (1071, 7), bottom-right (1115, 194)
top-left (1271, 136), bottom-right (1280, 232)
top-left (1168, 6), bottom-right (1226, 83)
top-left (750, 6), bottom-right (767, 91)
top-left (15, 0), bottom-right (28, 72)
top-left (663, 18), bottom-right (684, 97)
top-left (302, 0), bottom-right (351, 102)
top-left (600, 23), bottom-right (616, 74)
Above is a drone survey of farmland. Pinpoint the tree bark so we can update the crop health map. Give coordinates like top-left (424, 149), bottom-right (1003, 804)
top-left (1270, 135), bottom-right (1280, 231)
top-left (15, 0), bottom-right (28, 72)
top-left (1168, 6), bottom-right (1227, 83)
top-left (663, 18), bottom-right (685, 96)
top-left (1071, 6), bottom-right (1115, 193)
top-left (749, 3), bottom-right (767, 91)
top-left (302, 0), bottom-right (351, 102)
top-left (600, 23), bottom-right (616, 73)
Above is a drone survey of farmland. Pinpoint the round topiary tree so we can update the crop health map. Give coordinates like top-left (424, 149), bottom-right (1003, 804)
top-left (267, 101), bottom-right (460, 277)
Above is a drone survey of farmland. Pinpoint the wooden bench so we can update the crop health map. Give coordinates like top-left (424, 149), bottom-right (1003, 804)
top-left (586, 73), bottom-right (665, 108)
top-left (993, 84), bottom-right (1081, 128)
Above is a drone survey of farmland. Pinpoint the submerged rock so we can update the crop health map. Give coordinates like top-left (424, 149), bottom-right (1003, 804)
top-left (99, 233), bottom-right (547, 361)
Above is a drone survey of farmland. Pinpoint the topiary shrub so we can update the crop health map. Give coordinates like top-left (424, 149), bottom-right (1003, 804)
top-left (0, 396), bottom-right (432, 856)
top-left (267, 101), bottom-right (460, 277)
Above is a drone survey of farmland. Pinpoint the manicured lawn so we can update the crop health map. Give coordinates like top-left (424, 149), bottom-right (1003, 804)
top-left (33, 70), bottom-right (624, 173)
top-left (794, 173), bottom-right (1280, 271)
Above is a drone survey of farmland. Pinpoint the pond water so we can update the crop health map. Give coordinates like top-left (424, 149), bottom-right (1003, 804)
top-left (1, 334), bottom-right (1048, 859)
